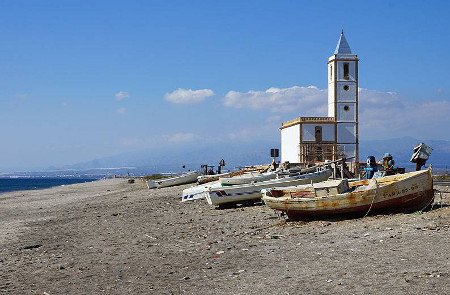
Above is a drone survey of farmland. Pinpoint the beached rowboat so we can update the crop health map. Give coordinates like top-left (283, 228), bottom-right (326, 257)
top-left (206, 169), bottom-right (332, 207)
top-left (197, 172), bottom-right (234, 185)
top-left (181, 181), bottom-right (222, 202)
top-left (261, 168), bottom-right (434, 220)
top-left (147, 171), bottom-right (201, 189)
top-left (219, 171), bottom-right (277, 186)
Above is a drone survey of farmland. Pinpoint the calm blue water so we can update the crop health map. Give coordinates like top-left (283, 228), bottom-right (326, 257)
top-left (0, 178), bottom-right (99, 194)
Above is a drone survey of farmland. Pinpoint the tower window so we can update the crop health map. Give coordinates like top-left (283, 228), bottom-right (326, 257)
top-left (343, 63), bottom-right (349, 80)
top-left (343, 85), bottom-right (349, 91)
top-left (330, 65), bottom-right (333, 80)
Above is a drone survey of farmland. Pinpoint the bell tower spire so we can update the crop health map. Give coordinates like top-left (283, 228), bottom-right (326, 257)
top-left (334, 30), bottom-right (352, 55)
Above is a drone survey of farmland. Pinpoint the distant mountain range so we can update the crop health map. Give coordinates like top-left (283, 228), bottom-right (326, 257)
top-left (359, 137), bottom-right (450, 170)
top-left (4, 136), bottom-right (447, 177)
top-left (56, 139), bottom-right (281, 176)
top-left (49, 136), bottom-right (449, 176)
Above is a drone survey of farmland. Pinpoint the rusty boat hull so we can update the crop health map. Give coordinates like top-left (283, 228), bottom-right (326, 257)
top-left (262, 168), bottom-right (434, 220)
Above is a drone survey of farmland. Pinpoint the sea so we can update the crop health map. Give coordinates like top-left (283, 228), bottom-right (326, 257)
top-left (0, 178), bottom-right (100, 194)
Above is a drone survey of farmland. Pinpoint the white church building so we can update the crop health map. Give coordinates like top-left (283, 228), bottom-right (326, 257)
top-left (280, 31), bottom-right (359, 172)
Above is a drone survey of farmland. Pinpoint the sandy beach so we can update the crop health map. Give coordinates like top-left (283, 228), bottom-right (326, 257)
top-left (1, 179), bottom-right (450, 294)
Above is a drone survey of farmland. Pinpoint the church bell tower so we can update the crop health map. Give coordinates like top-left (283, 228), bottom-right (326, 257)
top-left (328, 31), bottom-right (359, 166)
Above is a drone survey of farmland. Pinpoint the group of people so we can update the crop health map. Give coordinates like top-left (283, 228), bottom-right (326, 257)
top-left (363, 143), bottom-right (432, 179)
top-left (363, 153), bottom-right (396, 179)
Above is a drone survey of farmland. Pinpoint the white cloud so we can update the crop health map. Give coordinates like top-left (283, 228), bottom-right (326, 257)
top-left (165, 88), bottom-right (214, 104)
top-left (119, 133), bottom-right (198, 148)
top-left (359, 88), bottom-right (404, 109)
top-left (223, 86), bottom-right (327, 114)
top-left (222, 84), bottom-right (450, 139)
top-left (115, 91), bottom-right (130, 101)
top-left (120, 137), bottom-right (145, 147)
top-left (358, 88), bottom-right (450, 138)
top-left (163, 132), bottom-right (197, 143)
top-left (266, 115), bottom-right (282, 123)
top-left (116, 107), bottom-right (127, 114)
top-left (226, 128), bottom-right (253, 141)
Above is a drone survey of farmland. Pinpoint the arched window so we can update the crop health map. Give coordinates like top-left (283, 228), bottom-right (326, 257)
top-left (315, 126), bottom-right (322, 143)
top-left (343, 63), bottom-right (349, 80)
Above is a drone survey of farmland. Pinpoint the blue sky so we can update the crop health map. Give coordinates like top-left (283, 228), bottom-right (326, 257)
top-left (1, 0), bottom-right (449, 171)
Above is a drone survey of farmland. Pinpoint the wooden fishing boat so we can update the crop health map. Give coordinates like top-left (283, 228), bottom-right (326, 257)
top-left (206, 169), bottom-right (332, 207)
top-left (146, 171), bottom-right (201, 189)
top-left (261, 168), bottom-right (434, 220)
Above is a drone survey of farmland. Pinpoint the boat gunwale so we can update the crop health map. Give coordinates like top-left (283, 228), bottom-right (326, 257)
top-left (209, 169), bottom-right (333, 193)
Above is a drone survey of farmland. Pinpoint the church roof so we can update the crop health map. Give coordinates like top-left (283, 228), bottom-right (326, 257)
top-left (334, 31), bottom-right (352, 55)
top-left (281, 116), bottom-right (335, 129)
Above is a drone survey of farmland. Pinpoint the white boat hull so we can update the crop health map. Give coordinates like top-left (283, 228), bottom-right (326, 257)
top-left (219, 171), bottom-right (276, 186)
top-left (147, 171), bottom-right (201, 189)
top-left (206, 169), bottom-right (332, 206)
top-left (181, 181), bottom-right (222, 202)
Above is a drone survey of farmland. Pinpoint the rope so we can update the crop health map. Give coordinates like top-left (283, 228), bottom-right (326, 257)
top-left (419, 189), bottom-right (437, 213)
top-left (427, 189), bottom-right (444, 211)
top-left (363, 178), bottom-right (379, 218)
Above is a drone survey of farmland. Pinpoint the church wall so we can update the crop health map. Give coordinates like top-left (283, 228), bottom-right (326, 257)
top-left (338, 144), bottom-right (357, 159)
top-left (328, 90), bottom-right (335, 117)
top-left (336, 103), bottom-right (356, 122)
top-left (281, 125), bottom-right (300, 163)
top-left (302, 124), bottom-right (335, 142)
top-left (336, 82), bottom-right (357, 102)
top-left (337, 123), bottom-right (356, 143)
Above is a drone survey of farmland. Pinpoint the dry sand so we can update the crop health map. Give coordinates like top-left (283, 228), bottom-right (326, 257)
top-left (1, 178), bottom-right (450, 294)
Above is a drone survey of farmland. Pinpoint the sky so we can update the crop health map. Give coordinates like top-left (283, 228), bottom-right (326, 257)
top-left (1, 0), bottom-right (450, 171)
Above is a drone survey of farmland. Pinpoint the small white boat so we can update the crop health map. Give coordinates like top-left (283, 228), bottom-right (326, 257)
top-left (147, 171), bottom-right (201, 189)
top-left (206, 169), bottom-right (332, 207)
top-left (181, 181), bottom-right (222, 202)
top-left (219, 171), bottom-right (277, 186)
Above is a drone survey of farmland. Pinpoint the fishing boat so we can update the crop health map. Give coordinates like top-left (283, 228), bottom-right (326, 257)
top-left (181, 181), bottom-right (222, 202)
top-left (183, 171), bottom-right (277, 202)
top-left (206, 169), bottom-right (332, 207)
top-left (197, 172), bottom-right (234, 185)
top-left (261, 168), bottom-right (434, 220)
top-left (219, 171), bottom-right (277, 186)
top-left (147, 171), bottom-right (201, 189)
